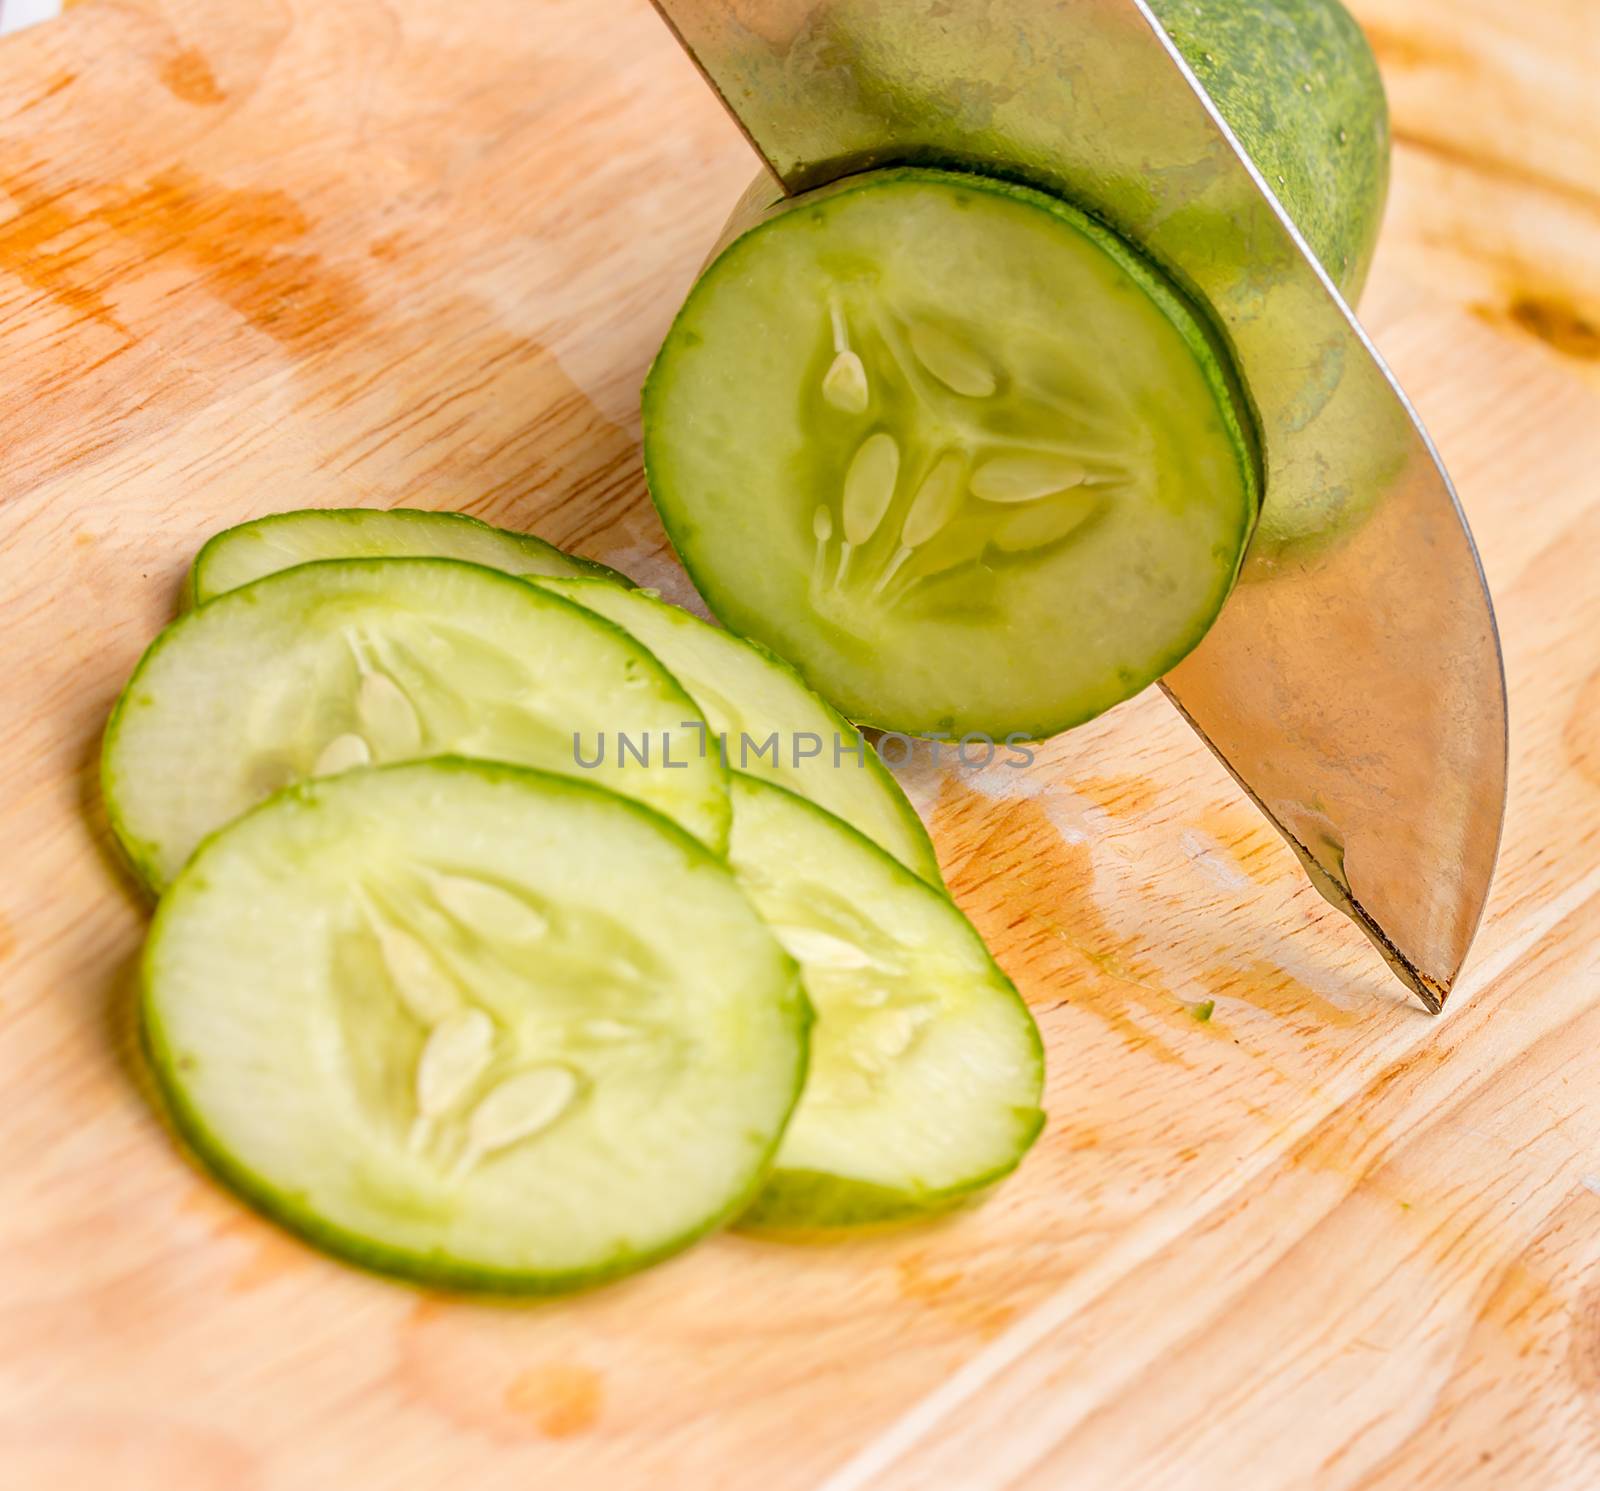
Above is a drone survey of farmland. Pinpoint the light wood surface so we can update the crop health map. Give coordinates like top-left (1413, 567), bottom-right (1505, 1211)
top-left (1, 1), bottom-right (1596, 1487)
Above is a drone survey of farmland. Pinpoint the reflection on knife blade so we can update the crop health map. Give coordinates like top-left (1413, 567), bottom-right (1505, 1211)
top-left (646, 0), bottom-right (1507, 1009)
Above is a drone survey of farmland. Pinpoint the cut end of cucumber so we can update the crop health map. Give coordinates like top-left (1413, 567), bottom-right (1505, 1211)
top-left (143, 760), bottom-right (809, 1294)
top-left (725, 773), bottom-right (1044, 1226)
top-left (188, 507), bottom-right (631, 607)
top-left (645, 167), bottom-right (1260, 738)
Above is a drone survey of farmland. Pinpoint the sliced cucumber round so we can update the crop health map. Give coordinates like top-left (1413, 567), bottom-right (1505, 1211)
top-left (533, 576), bottom-right (942, 886)
top-left (103, 558), bottom-right (728, 889)
top-left (644, 166), bottom-right (1260, 739)
top-left (725, 773), bottom-right (1043, 1227)
top-left (143, 759), bottom-right (809, 1293)
top-left (188, 507), bottom-right (628, 607)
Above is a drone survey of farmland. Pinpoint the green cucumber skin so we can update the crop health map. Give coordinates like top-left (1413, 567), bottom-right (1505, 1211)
top-left (186, 507), bottom-right (633, 609)
top-left (1148, 0), bottom-right (1390, 301)
top-left (728, 773), bottom-right (1047, 1228)
top-left (142, 757), bottom-right (813, 1297)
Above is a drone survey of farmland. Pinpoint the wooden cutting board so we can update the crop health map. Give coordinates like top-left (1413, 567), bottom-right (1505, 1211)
top-left (1, 1), bottom-right (1597, 1486)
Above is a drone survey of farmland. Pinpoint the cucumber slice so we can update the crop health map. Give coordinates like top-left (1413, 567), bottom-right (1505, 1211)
top-left (188, 507), bottom-right (628, 607)
top-left (533, 576), bottom-right (942, 886)
top-left (725, 773), bottom-right (1043, 1227)
top-left (103, 558), bottom-right (728, 889)
top-left (143, 759), bottom-right (809, 1293)
top-left (644, 167), bottom-right (1260, 739)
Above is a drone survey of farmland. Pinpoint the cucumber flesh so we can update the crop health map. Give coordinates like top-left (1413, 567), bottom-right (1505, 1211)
top-left (725, 773), bottom-right (1043, 1226)
top-left (188, 507), bottom-right (628, 607)
top-left (142, 760), bottom-right (809, 1293)
top-left (103, 557), bottom-right (728, 889)
top-left (533, 577), bottom-right (942, 886)
top-left (644, 167), bottom-right (1260, 739)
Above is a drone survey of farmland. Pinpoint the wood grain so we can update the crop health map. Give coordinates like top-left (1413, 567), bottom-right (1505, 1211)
top-left (1349, 0), bottom-right (1600, 393)
top-left (0, 2), bottom-right (1596, 1488)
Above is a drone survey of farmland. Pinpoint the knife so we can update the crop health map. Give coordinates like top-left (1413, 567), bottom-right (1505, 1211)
top-left (646, 0), bottom-right (1508, 1011)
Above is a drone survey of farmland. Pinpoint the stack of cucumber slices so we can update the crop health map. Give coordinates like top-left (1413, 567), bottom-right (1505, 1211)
top-left (107, 507), bottom-right (1044, 1294)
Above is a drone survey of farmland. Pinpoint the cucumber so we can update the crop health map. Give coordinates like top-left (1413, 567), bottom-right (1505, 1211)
top-left (142, 759), bottom-right (809, 1293)
top-left (644, 167), bottom-right (1259, 739)
top-left (1147, 0), bottom-right (1389, 300)
top-left (803, 0), bottom-right (1387, 302)
top-left (532, 577), bottom-right (942, 886)
top-left (725, 773), bottom-right (1043, 1227)
top-left (103, 558), bottom-right (728, 889)
top-left (188, 507), bottom-right (628, 607)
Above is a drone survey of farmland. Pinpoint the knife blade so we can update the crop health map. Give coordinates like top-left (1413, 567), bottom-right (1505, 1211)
top-left (647, 0), bottom-right (1508, 1010)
